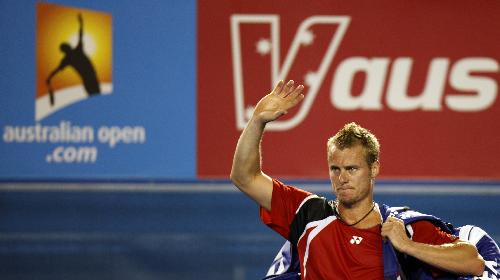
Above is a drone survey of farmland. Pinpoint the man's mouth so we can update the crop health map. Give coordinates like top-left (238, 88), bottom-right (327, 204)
top-left (337, 186), bottom-right (353, 192)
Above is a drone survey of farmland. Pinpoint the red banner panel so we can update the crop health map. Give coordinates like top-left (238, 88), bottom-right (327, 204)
top-left (197, 0), bottom-right (500, 180)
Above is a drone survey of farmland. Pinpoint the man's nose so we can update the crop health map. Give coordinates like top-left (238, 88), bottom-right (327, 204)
top-left (338, 170), bottom-right (348, 183)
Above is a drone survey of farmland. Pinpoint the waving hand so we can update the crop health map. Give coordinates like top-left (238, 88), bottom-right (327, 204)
top-left (252, 80), bottom-right (305, 124)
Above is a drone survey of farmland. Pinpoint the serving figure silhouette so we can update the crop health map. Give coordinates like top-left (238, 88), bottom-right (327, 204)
top-left (46, 13), bottom-right (101, 106)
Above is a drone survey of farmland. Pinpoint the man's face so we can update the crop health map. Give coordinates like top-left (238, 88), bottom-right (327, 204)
top-left (328, 144), bottom-right (379, 207)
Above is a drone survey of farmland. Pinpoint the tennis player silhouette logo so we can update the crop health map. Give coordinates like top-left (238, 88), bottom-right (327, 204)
top-left (35, 2), bottom-right (112, 121)
top-left (46, 14), bottom-right (100, 106)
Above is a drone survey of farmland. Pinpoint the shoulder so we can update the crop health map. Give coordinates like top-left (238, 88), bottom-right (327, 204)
top-left (271, 179), bottom-right (330, 210)
top-left (272, 179), bottom-right (311, 197)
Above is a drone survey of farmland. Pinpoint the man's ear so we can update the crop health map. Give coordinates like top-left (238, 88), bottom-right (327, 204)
top-left (371, 160), bottom-right (380, 178)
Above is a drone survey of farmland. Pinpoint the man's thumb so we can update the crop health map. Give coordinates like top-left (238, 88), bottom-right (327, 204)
top-left (273, 110), bottom-right (287, 119)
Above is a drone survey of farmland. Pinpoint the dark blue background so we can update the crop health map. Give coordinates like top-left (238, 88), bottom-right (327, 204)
top-left (1, 182), bottom-right (498, 280)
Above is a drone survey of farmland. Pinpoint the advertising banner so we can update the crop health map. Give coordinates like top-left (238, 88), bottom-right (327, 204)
top-left (198, 0), bottom-right (500, 180)
top-left (1, 1), bottom-right (196, 180)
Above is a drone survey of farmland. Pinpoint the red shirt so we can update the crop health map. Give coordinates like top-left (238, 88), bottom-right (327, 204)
top-left (260, 179), bottom-right (457, 280)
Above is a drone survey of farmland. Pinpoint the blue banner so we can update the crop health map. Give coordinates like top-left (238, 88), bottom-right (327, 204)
top-left (0, 1), bottom-right (196, 180)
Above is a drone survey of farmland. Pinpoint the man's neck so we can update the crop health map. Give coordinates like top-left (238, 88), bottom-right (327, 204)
top-left (336, 200), bottom-right (381, 228)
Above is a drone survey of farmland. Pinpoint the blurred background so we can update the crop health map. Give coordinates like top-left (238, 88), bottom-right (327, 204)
top-left (1, 1), bottom-right (499, 279)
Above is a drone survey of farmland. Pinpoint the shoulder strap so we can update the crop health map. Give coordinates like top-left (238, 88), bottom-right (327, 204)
top-left (380, 204), bottom-right (407, 280)
top-left (262, 241), bottom-right (300, 280)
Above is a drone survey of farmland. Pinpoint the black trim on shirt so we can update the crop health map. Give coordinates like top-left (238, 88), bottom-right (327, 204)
top-left (288, 196), bottom-right (336, 246)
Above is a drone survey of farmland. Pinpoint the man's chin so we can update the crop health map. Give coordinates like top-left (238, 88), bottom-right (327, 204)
top-left (336, 196), bottom-right (357, 207)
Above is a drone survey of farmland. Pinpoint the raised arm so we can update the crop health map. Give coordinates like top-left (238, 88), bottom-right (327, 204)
top-left (78, 14), bottom-right (83, 45)
top-left (230, 80), bottom-right (304, 211)
top-left (381, 217), bottom-right (485, 276)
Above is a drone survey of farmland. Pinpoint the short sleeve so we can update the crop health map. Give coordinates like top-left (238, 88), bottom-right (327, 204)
top-left (410, 221), bottom-right (459, 277)
top-left (260, 179), bottom-right (312, 239)
top-left (411, 220), bottom-right (458, 245)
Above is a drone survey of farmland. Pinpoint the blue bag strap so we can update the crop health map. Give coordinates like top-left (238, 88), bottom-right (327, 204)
top-left (380, 204), bottom-right (407, 280)
top-left (262, 241), bottom-right (300, 280)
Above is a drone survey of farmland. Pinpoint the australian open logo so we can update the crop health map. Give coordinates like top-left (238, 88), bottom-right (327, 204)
top-left (36, 2), bottom-right (112, 121)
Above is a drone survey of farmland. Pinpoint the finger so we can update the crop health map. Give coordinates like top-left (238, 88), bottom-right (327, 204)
top-left (287, 84), bottom-right (304, 99)
top-left (386, 216), bottom-right (401, 223)
top-left (272, 80), bottom-right (284, 95)
top-left (284, 84), bottom-right (297, 97)
top-left (287, 91), bottom-right (305, 108)
top-left (272, 110), bottom-right (287, 119)
top-left (292, 93), bottom-right (305, 106)
top-left (380, 226), bottom-right (390, 238)
top-left (381, 221), bottom-right (396, 235)
top-left (381, 221), bottom-right (390, 231)
top-left (391, 217), bottom-right (404, 225)
top-left (279, 80), bottom-right (294, 96)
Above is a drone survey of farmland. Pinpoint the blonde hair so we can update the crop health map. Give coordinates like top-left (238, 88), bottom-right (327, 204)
top-left (327, 122), bottom-right (380, 166)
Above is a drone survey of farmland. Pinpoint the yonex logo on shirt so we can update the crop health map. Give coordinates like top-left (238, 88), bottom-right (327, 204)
top-left (350, 236), bottom-right (363, 244)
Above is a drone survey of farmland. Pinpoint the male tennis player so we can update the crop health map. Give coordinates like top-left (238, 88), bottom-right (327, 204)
top-left (230, 80), bottom-right (484, 279)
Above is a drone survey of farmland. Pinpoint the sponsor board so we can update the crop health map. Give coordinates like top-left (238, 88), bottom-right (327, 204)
top-left (198, 0), bottom-right (500, 180)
